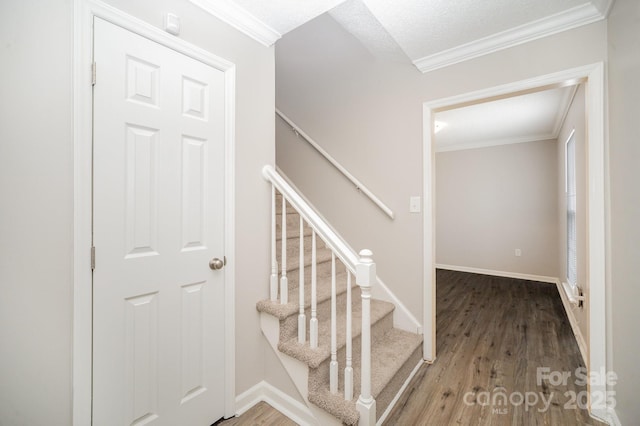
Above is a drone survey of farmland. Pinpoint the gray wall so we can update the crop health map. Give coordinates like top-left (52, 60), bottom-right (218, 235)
top-left (556, 85), bottom-right (589, 351)
top-left (436, 140), bottom-right (559, 277)
top-left (607, 0), bottom-right (640, 422)
top-left (276, 13), bottom-right (607, 323)
top-left (0, 0), bottom-right (275, 424)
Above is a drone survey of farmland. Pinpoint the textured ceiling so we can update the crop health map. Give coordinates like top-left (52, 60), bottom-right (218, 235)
top-left (362, 0), bottom-right (590, 59)
top-left (220, 0), bottom-right (610, 70)
top-left (328, 0), bottom-right (408, 62)
top-left (434, 85), bottom-right (578, 152)
top-left (200, 1), bottom-right (597, 151)
top-left (229, 0), bottom-right (347, 34)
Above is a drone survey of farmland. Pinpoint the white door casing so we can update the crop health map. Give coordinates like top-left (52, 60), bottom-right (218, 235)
top-left (422, 63), bottom-right (608, 421)
top-left (92, 17), bottom-right (226, 425)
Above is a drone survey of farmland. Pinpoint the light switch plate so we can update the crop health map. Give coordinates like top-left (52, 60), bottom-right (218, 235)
top-left (410, 196), bottom-right (421, 213)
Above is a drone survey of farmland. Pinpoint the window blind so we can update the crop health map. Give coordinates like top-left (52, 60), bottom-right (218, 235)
top-left (566, 132), bottom-right (577, 286)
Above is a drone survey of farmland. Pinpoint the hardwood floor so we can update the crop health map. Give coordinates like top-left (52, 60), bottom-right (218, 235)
top-left (220, 270), bottom-right (605, 425)
top-left (214, 402), bottom-right (297, 426)
top-left (383, 269), bottom-right (605, 426)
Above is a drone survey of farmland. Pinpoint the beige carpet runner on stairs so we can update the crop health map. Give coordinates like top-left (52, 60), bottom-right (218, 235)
top-left (257, 194), bottom-right (423, 425)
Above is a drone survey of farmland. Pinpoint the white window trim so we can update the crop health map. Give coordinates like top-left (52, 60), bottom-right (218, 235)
top-left (565, 128), bottom-right (577, 288)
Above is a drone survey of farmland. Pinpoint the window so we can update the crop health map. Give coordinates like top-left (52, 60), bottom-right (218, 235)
top-left (566, 130), bottom-right (577, 286)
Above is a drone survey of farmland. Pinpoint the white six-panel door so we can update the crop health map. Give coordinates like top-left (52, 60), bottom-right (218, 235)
top-left (92, 17), bottom-right (226, 426)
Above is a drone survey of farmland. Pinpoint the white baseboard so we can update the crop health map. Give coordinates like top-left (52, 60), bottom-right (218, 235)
top-left (373, 276), bottom-right (423, 334)
top-left (435, 264), bottom-right (559, 284)
top-left (605, 406), bottom-right (622, 426)
top-left (235, 381), bottom-right (316, 426)
top-left (590, 406), bottom-right (622, 426)
top-left (555, 281), bottom-right (588, 366)
top-left (438, 264), bottom-right (588, 367)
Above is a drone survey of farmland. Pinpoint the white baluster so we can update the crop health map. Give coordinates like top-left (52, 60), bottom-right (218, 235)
top-left (310, 231), bottom-right (318, 349)
top-left (298, 216), bottom-right (306, 344)
top-left (330, 253), bottom-right (338, 394)
top-left (270, 186), bottom-right (277, 302)
top-left (280, 195), bottom-right (288, 304)
top-left (356, 249), bottom-right (376, 426)
top-left (344, 271), bottom-right (353, 401)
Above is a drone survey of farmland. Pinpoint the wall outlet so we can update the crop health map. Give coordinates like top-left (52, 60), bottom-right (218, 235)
top-left (409, 196), bottom-right (421, 213)
top-left (515, 249), bottom-right (522, 257)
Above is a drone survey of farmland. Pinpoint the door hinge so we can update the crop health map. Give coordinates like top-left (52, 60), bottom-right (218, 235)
top-left (91, 62), bottom-right (96, 86)
top-left (91, 246), bottom-right (96, 270)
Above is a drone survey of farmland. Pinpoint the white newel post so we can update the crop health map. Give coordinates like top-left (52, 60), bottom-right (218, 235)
top-left (270, 186), bottom-right (278, 301)
top-left (356, 249), bottom-right (376, 426)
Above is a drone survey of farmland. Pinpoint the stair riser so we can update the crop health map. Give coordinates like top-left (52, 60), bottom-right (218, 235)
top-left (276, 243), bottom-right (334, 275)
top-left (278, 299), bottom-right (395, 371)
top-left (373, 344), bottom-right (423, 419)
top-left (278, 284), bottom-right (359, 343)
top-left (255, 267), bottom-right (352, 321)
top-left (275, 213), bottom-right (313, 239)
top-left (276, 234), bottom-right (327, 258)
top-left (280, 260), bottom-right (348, 291)
top-left (306, 335), bottom-right (422, 425)
top-left (308, 311), bottom-right (395, 394)
top-left (282, 271), bottom-right (352, 320)
top-left (266, 190), bottom-right (426, 425)
top-left (275, 198), bottom-right (298, 215)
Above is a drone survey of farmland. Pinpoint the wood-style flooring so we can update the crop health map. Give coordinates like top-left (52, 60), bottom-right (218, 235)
top-left (214, 402), bottom-right (296, 426)
top-left (383, 269), bottom-right (605, 426)
top-left (219, 270), bottom-right (605, 425)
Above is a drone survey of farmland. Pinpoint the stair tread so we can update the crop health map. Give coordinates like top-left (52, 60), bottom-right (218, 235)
top-left (277, 240), bottom-right (334, 273)
top-left (276, 233), bottom-right (331, 256)
top-left (275, 211), bottom-right (313, 240)
top-left (269, 188), bottom-right (424, 425)
top-left (307, 328), bottom-right (423, 425)
top-left (277, 298), bottom-right (395, 369)
top-left (275, 197), bottom-right (298, 214)
top-left (256, 268), bottom-right (351, 320)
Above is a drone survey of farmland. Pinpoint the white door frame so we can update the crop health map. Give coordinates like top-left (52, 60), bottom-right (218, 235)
top-left (422, 63), bottom-right (608, 421)
top-left (72, 1), bottom-right (236, 424)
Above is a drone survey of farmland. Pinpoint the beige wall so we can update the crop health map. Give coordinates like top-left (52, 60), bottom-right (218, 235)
top-left (436, 140), bottom-right (559, 277)
top-left (607, 0), bottom-right (640, 422)
top-left (0, 1), bottom-right (74, 423)
top-left (0, 0), bottom-right (275, 423)
top-left (276, 14), bottom-right (607, 322)
top-left (276, 8), bottom-right (640, 422)
top-left (556, 84), bottom-right (589, 351)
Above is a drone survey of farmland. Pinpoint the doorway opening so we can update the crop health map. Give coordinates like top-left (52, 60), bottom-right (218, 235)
top-left (422, 63), bottom-right (607, 421)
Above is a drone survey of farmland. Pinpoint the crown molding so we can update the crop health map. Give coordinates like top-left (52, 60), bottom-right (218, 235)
top-left (190, 0), bottom-right (280, 47)
top-left (436, 134), bottom-right (557, 153)
top-left (551, 84), bottom-right (579, 138)
top-left (414, 3), bottom-right (607, 73)
top-left (436, 84), bottom-right (580, 153)
top-left (591, 0), bottom-right (616, 17)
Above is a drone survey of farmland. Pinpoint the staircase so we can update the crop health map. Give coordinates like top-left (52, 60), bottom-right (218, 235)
top-left (257, 166), bottom-right (423, 425)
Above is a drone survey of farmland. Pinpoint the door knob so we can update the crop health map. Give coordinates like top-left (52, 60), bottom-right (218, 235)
top-left (209, 257), bottom-right (226, 270)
